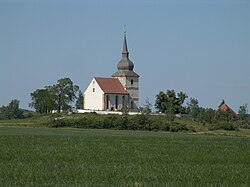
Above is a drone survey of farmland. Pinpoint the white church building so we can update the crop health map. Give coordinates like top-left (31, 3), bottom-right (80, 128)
top-left (83, 32), bottom-right (139, 112)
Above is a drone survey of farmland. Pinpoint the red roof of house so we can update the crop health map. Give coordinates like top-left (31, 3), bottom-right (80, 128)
top-left (95, 77), bottom-right (129, 95)
top-left (218, 100), bottom-right (236, 115)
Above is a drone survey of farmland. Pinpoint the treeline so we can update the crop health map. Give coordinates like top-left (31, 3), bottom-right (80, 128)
top-left (0, 99), bottom-right (34, 120)
top-left (153, 90), bottom-right (250, 130)
top-left (0, 100), bottom-right (24, 120)
top-left (186, 98), bottom-right (249, 130)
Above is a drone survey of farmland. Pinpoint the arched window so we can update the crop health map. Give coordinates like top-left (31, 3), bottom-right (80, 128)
top-left (122, 96), bottom-right (125, 102)
top-left (106, 95), bottom-right (110, 110)
top-left (115, 95), bottom-right (118, 110)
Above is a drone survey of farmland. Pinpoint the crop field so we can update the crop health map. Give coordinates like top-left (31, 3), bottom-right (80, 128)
top-left (0, 127), bottom-right (250, 186)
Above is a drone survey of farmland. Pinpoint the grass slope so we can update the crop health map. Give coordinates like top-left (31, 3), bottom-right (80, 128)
top-left (0, 127), bottom-right (250, 186)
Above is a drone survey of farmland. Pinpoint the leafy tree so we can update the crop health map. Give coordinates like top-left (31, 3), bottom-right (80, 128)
top-left (238, 104), bottom-right (248, 120)
top-left (155, 89), bottom-right (188, 114)
top-left (155, 91), bottom-right (167, 113)
top-left (0, 99), bottom-right (23, 119)
top-left (75, 90), bottom-right (84, 109)
top-left (51, 78), bottom-right (79, 113)
top-left (165, 101), bottom-right (175, 122)
top-left (29, 88), bottom-right (55, 113)
top-left (196, 106), bottom-right (237, 125)
top-left (30, 77), bottom-right (79, 113)
top-left (202, 108), bottom-right (217, 124)
top-left (187, 98), bottom-right (200, 119)
top-left (177, 91), bottom-right (188, 113)
top-left (216, 109), bottom-right (236, 122)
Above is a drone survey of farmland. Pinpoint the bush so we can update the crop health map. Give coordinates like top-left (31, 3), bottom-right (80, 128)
top-left (169, 123), bottom-right (189, 132)
top-left (208, 122), bottom-right (238, 131)
top-left (26, 112), bottom-right (34, 118)
top-left (235, 120), bottom-right (250, 129)
top-left (49, 118), bottom-right (66, 128)
top-left (103, 115), bottom-right (118, 129)
top-left (130, 114), bottom-right (151, 130)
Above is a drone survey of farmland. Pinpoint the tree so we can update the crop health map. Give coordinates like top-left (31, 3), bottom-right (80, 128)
top-left (30, 77), bottom-right (79, 113)
top-left (187, 98), bottom-right (200, 119)
top-left (177, 92), bottom-right (188, 113)
top-left (0, 99), bottom-right (23, 119)
top-left (51, 78), bottom-right (79, 113)
top-left (155, 91), bottom-right (167, 113)
top-left (155, 90), bottom-right (188, 114)
top-left (202, 108), bottom-right (217, 124)
top-left (216, 109), bottom-right (236, 122)
top-left (238, 103), bottom-right (248, 120)
top-left (75, 90), bottom-right (84, 109)
top-left (165, 100), bottom-right (175, 122)
top-left (29, 88), bottom-right (55, 113)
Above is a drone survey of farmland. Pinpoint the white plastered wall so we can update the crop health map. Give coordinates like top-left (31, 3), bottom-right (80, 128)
top-left (83, 78), bottom-right (104, 111)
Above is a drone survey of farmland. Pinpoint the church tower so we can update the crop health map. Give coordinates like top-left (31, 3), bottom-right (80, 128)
top-left (112, 31), bottom-right (139, 111)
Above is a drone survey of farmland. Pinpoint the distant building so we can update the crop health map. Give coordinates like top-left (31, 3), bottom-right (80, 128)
top-left (218, 100), bottom-right (236, 115)
top-left (83, 31), bottom-right (139, 112)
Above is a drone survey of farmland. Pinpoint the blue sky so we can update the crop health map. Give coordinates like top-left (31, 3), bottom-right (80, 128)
top-left (0, 0), bottom-right (249, 112)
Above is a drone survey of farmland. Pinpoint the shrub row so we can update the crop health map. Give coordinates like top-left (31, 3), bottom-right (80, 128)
top-left (208, 122), bottom-right (239, 131)
top-left (48, 114), bottom-right (192, 132)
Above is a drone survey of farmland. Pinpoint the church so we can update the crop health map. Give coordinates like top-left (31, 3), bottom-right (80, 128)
top-left (83, 31), bottom-right (139, 112)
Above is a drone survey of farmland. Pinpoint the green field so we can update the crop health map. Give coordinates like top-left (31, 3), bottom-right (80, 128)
top-left (1, 127), bottom-right (250, 186)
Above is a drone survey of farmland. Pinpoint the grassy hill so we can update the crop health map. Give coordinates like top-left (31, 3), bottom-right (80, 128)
top-left (0, 113), bottom-right (250, 137)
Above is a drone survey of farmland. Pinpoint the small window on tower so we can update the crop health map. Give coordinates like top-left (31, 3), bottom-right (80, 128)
top-left (93, 88), bottom-right (95, 92)
top-left (131, 79), bottom-right (134, 85)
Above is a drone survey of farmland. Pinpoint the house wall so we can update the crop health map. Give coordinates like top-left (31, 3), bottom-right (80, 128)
top-left (104, 94), bottom-right (129, 111)
top-left (83, 78), bottom-right (104, 111)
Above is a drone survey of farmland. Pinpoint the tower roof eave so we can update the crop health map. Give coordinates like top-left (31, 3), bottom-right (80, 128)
top-left (112, 70), bottom-right (139, 78)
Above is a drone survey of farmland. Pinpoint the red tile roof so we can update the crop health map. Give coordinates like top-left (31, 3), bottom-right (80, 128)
top-left (95, 77), bottom-right (129, 95)
top-left (218, 100), bottom-right (236, 115)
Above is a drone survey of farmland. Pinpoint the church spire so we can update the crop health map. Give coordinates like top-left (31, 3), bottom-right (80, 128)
top-left (114, 28), bottom-right (136, 72)
top-left (122, 26), bottom-right (129, 58)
